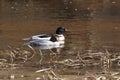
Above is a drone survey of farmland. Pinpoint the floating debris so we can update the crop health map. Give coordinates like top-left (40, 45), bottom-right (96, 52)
top-left (10, 74), bottom-right (15, 79)
top-left (112, 1), bottom-right (116, 4)
top-left (0, 45), bottom-right (120, 80)
top-left (20, 75), bottom-right (24, 78)
top-left (74, 8), bottom-right (78, 11)
top-left (35, 77), bottom-right (41, 80)
top-left (36, 68), bottom-right (51, 73)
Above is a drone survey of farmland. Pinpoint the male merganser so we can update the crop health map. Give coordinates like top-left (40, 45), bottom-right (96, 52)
top-left (23, 27), bottom-right (67, 46)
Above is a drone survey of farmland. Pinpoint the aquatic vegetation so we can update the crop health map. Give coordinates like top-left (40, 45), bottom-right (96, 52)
top-left (0, 46), bottom-right (120, 80)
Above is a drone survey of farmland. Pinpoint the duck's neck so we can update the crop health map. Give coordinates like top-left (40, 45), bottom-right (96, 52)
top-left (56, 34), bottom-right (64, 36)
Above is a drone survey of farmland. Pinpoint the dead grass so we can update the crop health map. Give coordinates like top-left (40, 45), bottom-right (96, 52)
top-left (0, 46), bottom-right (119, 80)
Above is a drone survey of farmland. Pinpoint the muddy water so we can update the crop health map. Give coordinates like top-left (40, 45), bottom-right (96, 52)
top-left (0, 0), bottom-right (120, 51)
top-left (0, 0), bottom-right (120, 80)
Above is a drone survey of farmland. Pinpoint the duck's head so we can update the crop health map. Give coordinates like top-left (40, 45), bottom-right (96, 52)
top-left (56, 26), bottom-right (67, 34)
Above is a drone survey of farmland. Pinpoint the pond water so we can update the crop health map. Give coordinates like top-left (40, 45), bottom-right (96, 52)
top-left (0, 0), bottom-right (120, 80)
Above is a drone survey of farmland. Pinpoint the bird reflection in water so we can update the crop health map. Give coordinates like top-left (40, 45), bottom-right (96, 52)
top-left (33, 44), bottom-right (64, 54)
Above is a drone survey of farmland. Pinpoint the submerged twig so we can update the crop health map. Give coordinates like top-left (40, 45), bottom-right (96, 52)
top-left (35, 68), bottom-right (51, 73)
top-left (77, 52), bottom-right (86, 65)
top-left (46, 70), bottom-right (62, 80)
top-left (7, 45), bottom-right (36, 62)
top-left (38, 49), bottom-right (43, 64)
top-left (53, 58), bottom-right (85, 68)
top-left (86, 71), bottom-right (97, 79)
top-left (26, 45), bottom-right (36, 60)
top-left (49, 49), bottom-right (56, 56)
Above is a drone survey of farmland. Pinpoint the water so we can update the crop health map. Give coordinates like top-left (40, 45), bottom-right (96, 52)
top-left (0, 0), bottom-right (120, 50)
top-left (0, 0), bottom-right (120, 80)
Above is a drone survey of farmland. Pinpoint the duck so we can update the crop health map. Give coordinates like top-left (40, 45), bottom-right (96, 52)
top-left (23, 27), bottom-right (68, 46)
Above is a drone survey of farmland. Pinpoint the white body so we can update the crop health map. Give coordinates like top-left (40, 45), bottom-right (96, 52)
top-left (23, 33), bottom-right (65, 49)
top-left (23, 34), bottom-right (51, 41)
top-left (26, 40), bottom-right (62, 47)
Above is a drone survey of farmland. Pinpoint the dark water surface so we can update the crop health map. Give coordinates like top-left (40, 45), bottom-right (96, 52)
top-left (0, 0), bottom-right (120, 51)
top-left (0, 0), bottom-right (120, 80)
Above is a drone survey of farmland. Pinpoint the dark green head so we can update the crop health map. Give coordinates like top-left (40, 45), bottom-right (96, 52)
top-left (56, 27), bottom-right (66, 34)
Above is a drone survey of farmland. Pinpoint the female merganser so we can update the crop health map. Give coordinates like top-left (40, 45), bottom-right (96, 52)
top-left (23, 27), bottom-right (67, 46)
